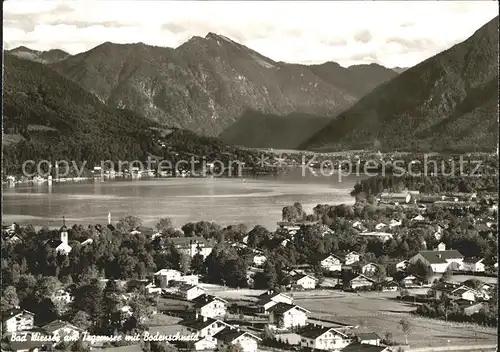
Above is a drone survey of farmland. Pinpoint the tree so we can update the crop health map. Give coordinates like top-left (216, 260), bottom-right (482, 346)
top-left (71, 310), bottom-right (91, 330)
top-left (226, 344), bottom-right (244, 352)
top-left (1, 286), bottom-right (20, 311)
top-left (156, 218), bottom-right (173, 233)
top-left (399, 318), bottom-right (412, 345)
top-left (116, 216), bottom-right (142, 233)
top-left (179, 254), bottom-right (191, 275)
top-left (191, 254), bottom-right (205, 274)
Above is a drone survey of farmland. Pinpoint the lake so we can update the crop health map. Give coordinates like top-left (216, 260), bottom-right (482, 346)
top-left (2, 170), bottom-right (364, 231)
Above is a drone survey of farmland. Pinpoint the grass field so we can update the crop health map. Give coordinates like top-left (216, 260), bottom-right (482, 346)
top-left (208, 286), bottom-right (497, 348)
top-left (294, 292), bottom-right (497, 348)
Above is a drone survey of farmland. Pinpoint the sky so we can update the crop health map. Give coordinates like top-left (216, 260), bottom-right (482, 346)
top-left (3, 1), bottom-right (498, 68)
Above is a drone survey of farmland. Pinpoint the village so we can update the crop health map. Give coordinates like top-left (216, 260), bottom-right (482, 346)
top-left (1, 184), bottom-right (498, 352)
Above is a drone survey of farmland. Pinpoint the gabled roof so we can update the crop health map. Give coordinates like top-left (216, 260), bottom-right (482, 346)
top-left (356, 332), bottom-right (381, 340)
top-left (169, 236), bottom-right (211, 247)
top-left (267, 303), bottom-right (310, 315)
top-left (214, 327), bottom-right (261, 343)
top-left (193, 294), bottom-right (227, 308)
top-left (321, 254), bottom-right (343, 262)
top-left (417, 250), bottom-right (464, 264)
top-left (181, 318), bottom-right (230, 331)
top-left (291, 273), bottom-right (318, 282)
top-left (349, 274), bottom-right (376, 283)
top-left (178, 284), bottom-right (203, 292)
top-left (257, 291), bottom-right (292, 305)
top-left (1, 308), bottom-right (34, 322)
top-left (299, 326), bottom-right (347, 339)
top-left (463, 257), bottom-right (484, 264)
top-left (342, 342), bottom-right (389, 352)
top-left (42, 320), bottom-right (82, 333)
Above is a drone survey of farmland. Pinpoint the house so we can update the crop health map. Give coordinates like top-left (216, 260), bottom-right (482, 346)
top-left (154, 269), bottom-right (181, 288)
top-left (450, 286), bottom-right (486, 302)
top-left (2, 308), bottom-right (35, 333)
top-left (460, 302), bottom-right (488, 316)
top-left (396, 260), bottom-right (409, 271)
top-left (342, 342), bottom-right (391, 352)
top-left (299, 326), bottom-right (352, 350)
top-left (42, 320), bottom-right (82, 342)
top-left (401, 275), bottom-right (421, 288)
top-left (51, 289), bottom-right (73, 304)
top-left (214, 327), bottom-right (261, 352)
top-left (46, 224), bottom-right (72, 255)
top-left (268, 303), bottom-right (310, 329)
top-left (253, 254), bottom-right (267, 267)
top-left (257, 291), bottom-right (294, 312)
top-left (291, 274), bottom-right (318, 290)
top-left (412, 214), bottom-right (426, 222)
top-left (358, 232), bottom-right (393, 242)
top-left (352, 221), bottom-right (366, 232)
top-left (193, 295), bottom-right (228, 319)
top-left (145, 282), bottom-right (162, 295)
top-left (408, 246), bottom-right (464, 273)
top-left (360, 263), bottom-right (379, 276)
top-left (356, 332), bottom-right (382, 346)
top-left (389, 219), bottom-right (402, 228)
top-left (178, 275), bottom-right (199, 286)
top-left (461, 257), bottom-right (486, 272)
top-left (178, 284), bottom-right (205, 301)
top-left (380, 280), bottom-right (399, 292)
top-left (346, 275), bottom-right (375, 290)
top-left (169, 237), bottom-right (213, 258)
top-left (320, 254), bottom-right (343, 272)
top-left (182, 318), bottom-right (231, 338)
top-left (5, 340), bottom-right (53, 352)
top-left (343, 251), bottom-right (361, 265)
top-left (190, 336), bottom-right (218, 351)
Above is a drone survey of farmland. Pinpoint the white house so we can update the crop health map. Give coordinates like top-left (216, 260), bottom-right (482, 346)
top-left (360, 263), bottom-right (379, 276)
top-left (356, 332), bottom-right (382, 346)
top-left (145, 282), bottom-right (162, 295)
top-left (412, 214), bottom-right (426, 222)
top-left (155, 269), bottom-right (182, 288)
top-left (344, 251), bottom-right (361, 265)
top-left (192, 336), bottom-right (218, 351)
top-left (291, 274), bottom-right (318, 290)
top-left (396, 260), bottom-right (409, 271)
top-left (450, 286), bottom-right (479, 302)
top-left (408, 246), bottom-right (464, 273)
top-left (194, 295), bottom-right (228, 319)
top-left (320, 254), bottom-right (343, 272)
top-left (375, 223), bottom-right (387, 230)
top-left (268, 303), bottom-right (310, 330)
top-left (214, 328), bottom-right (261, 352)
top-left (2, 308), bottom-right (35, 333)
top-left (257, 291), bottom-right (294, 312)
top-left (169, 237), bottom-right (213, 258)
top-left (300, 326), bottom-right (352, 350)
top-left (183, 318), bottom-right (231, 338)
top-left (42, 320), bottom-right (82, 344)
top-left (358, 232), bottom-right (393, 242)
top-left (461, 257), bottom-right (486, 272)
top-left (347, 275), bottom-right (375, 290)
top-left (253, 254), bottom-right (267, 267)
top-left (51, 289), bottom-right (73, 304)
top-left (178, 284), bottom-right (205, 301)
top-left (178, 275), bottom-right (200, 286)
top-left (389, 219), bottom-right (402, 228)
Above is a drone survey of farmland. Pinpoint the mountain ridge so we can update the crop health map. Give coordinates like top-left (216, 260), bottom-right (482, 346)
top-left (17, 34), bottom-right (400, 138)
top-left (300, 16), bottom-right (499, 152)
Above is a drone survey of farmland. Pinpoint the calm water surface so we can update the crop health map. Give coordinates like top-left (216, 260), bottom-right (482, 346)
top-left (2, 171), bottom-right (363, 230)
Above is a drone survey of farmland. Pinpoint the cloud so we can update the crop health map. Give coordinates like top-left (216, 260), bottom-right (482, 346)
top-left (3, 1), bottom-right (498, 68)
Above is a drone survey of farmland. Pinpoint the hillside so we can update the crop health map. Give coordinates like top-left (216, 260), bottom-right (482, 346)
top-left (1, 54), bottom-right (267, 175)
top-left (300, 16), bottom-right (499, 153)
top-left (8, 46), bottom-right (70, 63)
top-left (2, 53), bottom-right (156, 171)
top-left (48, 34), bottom-right (398, 138)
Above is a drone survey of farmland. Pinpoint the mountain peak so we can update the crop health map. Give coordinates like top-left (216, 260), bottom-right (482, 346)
top-left (205, 32), bottom-right (238, 44)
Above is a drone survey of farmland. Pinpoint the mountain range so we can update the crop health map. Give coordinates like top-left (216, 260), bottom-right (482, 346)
top-left (301, 16), bottom-right (499, 152)
top-left (7, 35), bottom-right (399, 141)
top-left (4, 16), bottom-right (498, 153)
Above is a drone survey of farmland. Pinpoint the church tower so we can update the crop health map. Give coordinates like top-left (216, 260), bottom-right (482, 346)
top-left (60, 216), bottom-right (68, 245)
